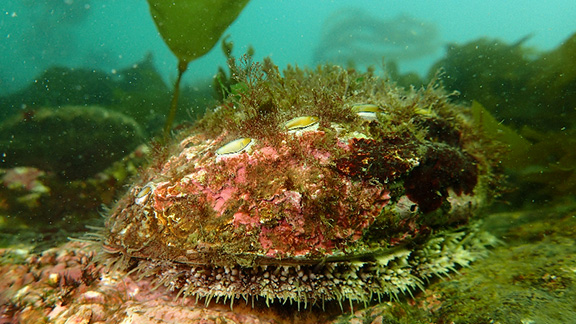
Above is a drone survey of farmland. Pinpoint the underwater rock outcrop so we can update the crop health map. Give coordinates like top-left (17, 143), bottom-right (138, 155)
top-left (99, 59), bottom-right (501, 307)
top-left (0, 144), bottom-right (149, 232)
top-left (0, 66), bottom-right (116, 120)
top-left (0, 105), bottom-right (144, 180)
top-left (0, 53), bottom-right (211, 136)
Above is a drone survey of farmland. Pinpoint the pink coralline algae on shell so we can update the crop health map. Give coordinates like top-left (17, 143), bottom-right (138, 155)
top-left (100, 60), bottom-right (500, 307)
top-left (116, 130), bottom-right (391, 261)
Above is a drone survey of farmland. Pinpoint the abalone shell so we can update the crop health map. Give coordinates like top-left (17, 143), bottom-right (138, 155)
top-left (102, 61), bottom-right (499, 307)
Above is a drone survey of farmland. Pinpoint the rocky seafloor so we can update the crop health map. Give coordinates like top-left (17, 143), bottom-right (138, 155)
top-left (1, 203), bottom-right (575, 324)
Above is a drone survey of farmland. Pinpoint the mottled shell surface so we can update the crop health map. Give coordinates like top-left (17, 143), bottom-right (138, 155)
top-left (103, 62), bottom-right (498, 306)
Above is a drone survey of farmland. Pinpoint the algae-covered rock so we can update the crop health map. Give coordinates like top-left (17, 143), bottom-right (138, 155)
top-left (0, 67), bottom-right (115, 120)
top-left (108, 53), bottom-right (184, 134)
top-left (0, 105), bottom-right (144, 179)
top-left (328, 205), bottom-right (576, 324)
top-left (0, 145), bottom-right (149, 241)
top-left (0, 54), bottom-right (212, 136)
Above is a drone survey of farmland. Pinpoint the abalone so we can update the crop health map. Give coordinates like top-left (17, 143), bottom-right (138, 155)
top-left (102, 60), bottom-right (500, 308)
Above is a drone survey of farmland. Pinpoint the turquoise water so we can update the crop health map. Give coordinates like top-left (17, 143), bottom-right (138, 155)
top-left (1, 2), bottom-right (576, 322)
top-left (2, 0), bottom-right (576, 95)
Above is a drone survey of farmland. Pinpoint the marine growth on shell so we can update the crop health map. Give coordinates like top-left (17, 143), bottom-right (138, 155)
top-left (101, 59), bottom-right (500, 308)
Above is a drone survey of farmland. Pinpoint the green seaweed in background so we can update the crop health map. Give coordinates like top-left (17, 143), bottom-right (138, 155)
top-left (434, 33), bottom-right (576, 207)
top-left (431, 33), bottom-right (576, 131)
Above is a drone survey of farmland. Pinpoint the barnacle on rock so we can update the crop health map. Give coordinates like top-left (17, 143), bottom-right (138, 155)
top-left (100, 59), bottom-right (501, 308)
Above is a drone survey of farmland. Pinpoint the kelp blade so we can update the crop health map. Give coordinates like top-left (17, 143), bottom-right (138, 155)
top-left (147, 0), bottom-right (250, 63)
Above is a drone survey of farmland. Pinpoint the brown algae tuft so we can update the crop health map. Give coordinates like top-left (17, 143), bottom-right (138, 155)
top-left (100, 59), bottom-right (502, 308)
